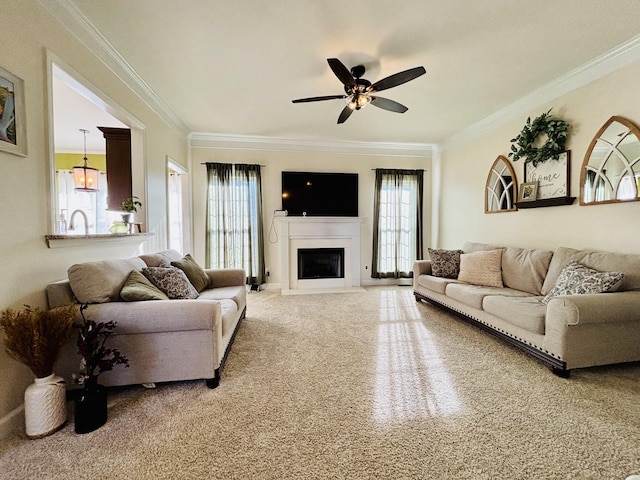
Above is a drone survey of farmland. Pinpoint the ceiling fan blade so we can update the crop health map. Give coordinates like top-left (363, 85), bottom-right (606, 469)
top-left (327, 58), bottom-right (356, 87)
top-left (370, 66), bottom-right (426, 92)
top-left (292, 95), bottom-right (346, 103)
top-left (337, 105), bottom-right (354, 124)
top-left (370, 96), bottom-right (408, 113)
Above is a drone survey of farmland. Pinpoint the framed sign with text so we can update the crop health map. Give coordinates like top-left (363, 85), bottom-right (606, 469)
top-left (525, 151), bottom-right (570, 199)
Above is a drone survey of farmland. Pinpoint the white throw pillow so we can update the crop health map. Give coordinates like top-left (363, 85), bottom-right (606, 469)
top-left (458, 249), bottom-right (504, 288)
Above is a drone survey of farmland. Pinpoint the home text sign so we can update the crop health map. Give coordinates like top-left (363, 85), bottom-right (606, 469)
top-left (525, 151), bottom-right (570, 199)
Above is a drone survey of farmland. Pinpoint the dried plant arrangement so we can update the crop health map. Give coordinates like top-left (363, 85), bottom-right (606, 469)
top-left (0, 304), bottom-right (77, 378)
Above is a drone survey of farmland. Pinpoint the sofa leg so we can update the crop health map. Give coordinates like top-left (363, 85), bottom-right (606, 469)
top-left (205, 370), bottom-right (220, 389)
top-left (551, 366), bottom-right (571, 378)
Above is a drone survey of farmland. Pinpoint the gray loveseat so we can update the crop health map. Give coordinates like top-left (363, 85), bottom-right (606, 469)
top-left (47, 250), bottom-right (246, 388)
top-left (413, 241), bottom-right (640, 377)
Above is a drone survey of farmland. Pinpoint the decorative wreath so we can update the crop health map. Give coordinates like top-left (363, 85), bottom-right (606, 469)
top-left (508, 109), bottom-right (570, 167)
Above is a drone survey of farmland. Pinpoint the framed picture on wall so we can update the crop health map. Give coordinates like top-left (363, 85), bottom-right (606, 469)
top-left (518, 182), bottom-right (538, 202)
top-left (525, 151), bottom-right (570, 199)
top-left (0, 66), bottom-right (27, 157)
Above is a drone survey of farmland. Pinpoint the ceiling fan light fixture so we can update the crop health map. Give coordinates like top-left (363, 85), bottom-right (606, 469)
top-left (346, 93), bottom-right (371, 110)
top-left (293, 58), bottom-right (426, 123)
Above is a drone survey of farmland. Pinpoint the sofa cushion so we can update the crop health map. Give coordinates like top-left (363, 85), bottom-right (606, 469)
top-left (139, 249), bottom-right (183, 267)
top-left (501, 247), bottom-right (553, 295)
top-left (199, 285), bottom-right (246, 310)
top-left (120, 270), bottom-right (169, 301)
top-left (428, 248), bottom-right (463, 278)
top-left (171, 254), bottom-right (211, 292)
top-left (446, 283), bottom-right (531, 310)
top-left (68, 257), bottom-right (147, 304)
top-left (542, 261), bottom-right (624, 304)
top-left (142, 267), bottom-right (199, 299)
top-left (218, 299), bottom-right (239, 337)
top-left (541, 247), bottom-right (640, 294)
top-left (482, 295), bottom-right (546, 335)
top-left (458, 249), bottom-right (504, 288)
top-left (417, 274), bottom-right (459, 295)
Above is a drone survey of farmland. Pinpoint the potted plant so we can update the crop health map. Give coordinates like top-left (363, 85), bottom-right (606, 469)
top-left (0, 304), bottom-right (77, 438)
top-left (119, 196), bottom-right (142, 224)
top-left (74, 304), bottom-right (129, 434)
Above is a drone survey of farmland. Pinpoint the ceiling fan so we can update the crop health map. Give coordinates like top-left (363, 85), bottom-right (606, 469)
top-left (292, 58), bottom-right (426, 124)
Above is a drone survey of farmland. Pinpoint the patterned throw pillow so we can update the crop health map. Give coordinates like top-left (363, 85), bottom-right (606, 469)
top-left (458, 249), bottom-right (504, 288)
top-left (141, 267), bottom-right (199, 299)
top-left (542, 261), bottom-right (624, 304)
top-left (171, 254), bottom-right (211, 292)
top-left (428, 248), bottom-right (463, 278)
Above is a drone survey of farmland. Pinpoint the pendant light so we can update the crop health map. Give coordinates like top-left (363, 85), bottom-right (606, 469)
top-left (73, 128), bottom-right (99, 192)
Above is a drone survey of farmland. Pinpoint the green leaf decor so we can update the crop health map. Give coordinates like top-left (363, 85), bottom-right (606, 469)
top-left (509, 109), bottom-right (570, 167)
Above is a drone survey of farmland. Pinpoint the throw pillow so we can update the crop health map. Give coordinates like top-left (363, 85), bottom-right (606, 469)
top-left (141, 267), bottom-right (199, 299)
top-left (542, 261), bottom-right (624, 305)
top-left (458, 249), bottom-right (504, 288)
top-left (68, 257), bottom-right (147, 304)
top-left (428, 248), bottom-right (463, 278)
top-left (171, 254), bottom-right (211, 292)
top-left (120, 270), bottom-right (169, 301)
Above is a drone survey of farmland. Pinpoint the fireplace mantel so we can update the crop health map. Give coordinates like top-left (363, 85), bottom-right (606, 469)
top-left (277, 217), bottom-right (364, 294)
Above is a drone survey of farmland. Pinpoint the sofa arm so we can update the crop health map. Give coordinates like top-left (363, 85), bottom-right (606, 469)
top-left (47, 279), bottom-right (76, 309)
top-left (413, 260), bottom-right (432, 277)
top-left (205, 268), bottom-right (246, 289)
top-left (546, 291), bottom-right (640, 326)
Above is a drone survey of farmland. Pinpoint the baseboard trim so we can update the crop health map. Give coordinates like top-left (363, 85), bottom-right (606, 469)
top-left (0, 404), bottom-right (24, 440)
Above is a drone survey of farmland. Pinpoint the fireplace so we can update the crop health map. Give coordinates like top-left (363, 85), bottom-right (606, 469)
top-left (277, 216), bottom-right (363, 293)
top-left (298, 248), bottom-right (345, 280)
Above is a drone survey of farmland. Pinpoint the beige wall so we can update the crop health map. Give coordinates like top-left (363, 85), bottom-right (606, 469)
top-left (439, 59), bottom-right (640, 254)
top-left (0, 1), bottom-right (188, 438)
top-left (190, 148), bottom-right (432, 287)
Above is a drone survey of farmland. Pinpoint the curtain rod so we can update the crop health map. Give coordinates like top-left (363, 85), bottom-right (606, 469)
top-left (201, 163), bottom-right (266, 167)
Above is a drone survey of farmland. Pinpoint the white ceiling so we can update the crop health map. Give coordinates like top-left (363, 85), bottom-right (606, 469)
top-left (53, 73), bottom-right (127, 153)
top-left (50, 0), bottom-right (640, 152)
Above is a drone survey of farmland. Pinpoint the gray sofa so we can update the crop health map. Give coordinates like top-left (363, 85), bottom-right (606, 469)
top-left (47, 250), bottom-right (246, 388)
top-left (413, 241), bottom-right (640, 376)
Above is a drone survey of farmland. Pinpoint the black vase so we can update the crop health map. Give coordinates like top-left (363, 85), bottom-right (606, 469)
top-left (74, 379), bottom-right (107, 434)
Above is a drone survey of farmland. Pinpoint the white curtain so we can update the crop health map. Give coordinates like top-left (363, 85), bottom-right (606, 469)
top-left (168, 172), bottom-right (184, 252)
top-left (56, 170), bottom-right (109, 234)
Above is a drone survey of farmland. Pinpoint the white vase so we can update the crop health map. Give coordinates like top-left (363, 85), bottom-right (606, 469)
top-left (24, 373), bottom-right (67, 439)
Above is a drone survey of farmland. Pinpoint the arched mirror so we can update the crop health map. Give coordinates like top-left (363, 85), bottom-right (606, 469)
top-left (580, 116), bottom-right (640, 205)
top-left (485, 155), bottom-right (518, 213)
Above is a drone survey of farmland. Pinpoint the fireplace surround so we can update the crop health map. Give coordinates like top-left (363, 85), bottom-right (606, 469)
top-left (278, 217), bottom-right (363, 294)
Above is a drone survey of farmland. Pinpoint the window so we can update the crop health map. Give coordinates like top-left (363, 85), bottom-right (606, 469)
top-left (56, 170), bottom-right (113, 234)
top-left (205, 163), bottom-right (265, 285)
top-left (372, 169), bottom-right (424, 278)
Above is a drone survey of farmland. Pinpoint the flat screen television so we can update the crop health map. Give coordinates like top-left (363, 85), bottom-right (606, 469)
top-left (281, 171), bottom-right (358, 217)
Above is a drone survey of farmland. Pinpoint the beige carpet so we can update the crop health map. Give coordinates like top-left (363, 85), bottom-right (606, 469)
top-left (1, 287), bottom-right (639, 479)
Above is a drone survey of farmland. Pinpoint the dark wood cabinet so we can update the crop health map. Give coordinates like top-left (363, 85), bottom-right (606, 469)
top-left (98, 126), bottom-right (131, 211)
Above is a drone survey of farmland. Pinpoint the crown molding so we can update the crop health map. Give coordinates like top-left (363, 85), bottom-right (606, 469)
top-left (40, 0), bottom-right (190, 137)
top-left (442, 34), bottom-right (640, 151)
top-left (189, 133), bottom-right (435, 157)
